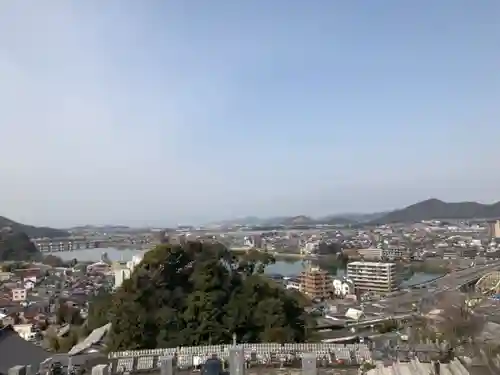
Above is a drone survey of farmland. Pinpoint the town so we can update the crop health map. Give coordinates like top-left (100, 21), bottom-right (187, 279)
top-left (2, 210), bottom-right (500, 375)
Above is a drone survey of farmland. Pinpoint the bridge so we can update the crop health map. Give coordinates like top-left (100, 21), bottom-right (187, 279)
top-left (379, 261), bottom-right (500, 309)
top-left (32, 237), bottom-right (153, 252)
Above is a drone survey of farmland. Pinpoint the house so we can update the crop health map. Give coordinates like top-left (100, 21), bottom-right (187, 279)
top-left (11, 288), bottom-right (27, 302)
top-left (24, 280), bottom-right (36, 290)
top-left (13, 324), bottom-right (37, 341)
top-left (0, 272), bottom-right (13, 282)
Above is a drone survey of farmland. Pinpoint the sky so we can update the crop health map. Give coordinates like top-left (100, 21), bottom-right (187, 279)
top-left (0, 1), bottom-right (499, 227)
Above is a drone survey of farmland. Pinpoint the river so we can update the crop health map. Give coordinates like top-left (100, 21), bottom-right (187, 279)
top-left (53, 248), bottom-right (442, 283)
top-left (54, 247), bottom-right (305, 276)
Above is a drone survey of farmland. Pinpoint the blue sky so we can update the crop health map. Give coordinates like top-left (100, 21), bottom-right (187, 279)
top-left (0, 1), bottom-right (499, 227)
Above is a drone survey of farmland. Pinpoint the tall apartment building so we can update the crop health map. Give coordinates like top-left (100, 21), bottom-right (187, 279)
top-left (299, 266), bottom-right (332, 299)
top-left (347, 261), bottom-right (399, 293)
top-left (488, 220), bottom-right (500, 239)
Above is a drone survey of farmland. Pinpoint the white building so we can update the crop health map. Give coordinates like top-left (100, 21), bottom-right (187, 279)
top-left (347, 261), bottom-right (399, 293)
top-left (114, 250), bottom-right (148, 289)
top-left (114, 267), bottom-right (132, 289)
top-left (332, 277), bottom-right (354, 297)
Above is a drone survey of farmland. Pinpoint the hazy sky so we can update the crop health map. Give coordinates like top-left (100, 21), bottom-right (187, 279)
top-left (0, 1), bottom-right (499, 227)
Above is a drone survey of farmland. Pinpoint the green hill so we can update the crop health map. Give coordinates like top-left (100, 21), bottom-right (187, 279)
top-left (0, 216), bottom-right (68, 238)
top-left (0, 231), bottom-right (40, 261)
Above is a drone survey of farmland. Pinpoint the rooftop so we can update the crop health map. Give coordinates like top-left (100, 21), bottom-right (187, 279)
top-left (348, 262), bottom-right (396, 267)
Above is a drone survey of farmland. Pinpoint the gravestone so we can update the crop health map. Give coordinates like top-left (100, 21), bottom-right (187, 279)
top-left (302, 353), bottom-right (317, 375)
top-left (229, 346), bottom-right (245, 375)
top-left (160, 356), bottom-right (175, 375)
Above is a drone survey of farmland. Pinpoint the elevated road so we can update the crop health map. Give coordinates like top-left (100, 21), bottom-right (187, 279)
top-left (379, 261), bottom-right (500, 310)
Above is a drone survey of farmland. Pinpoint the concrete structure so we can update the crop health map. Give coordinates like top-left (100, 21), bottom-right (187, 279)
top-left (347, 261), bottom-right (399, 293)
top-left (229, 346), bottom-right (245, 375)
top-left (160, 356), bottom-right (174, 375)
top-left (475, 270), bottom-right (500, 295)
top-left (488, 219), bottom-right (500, 239)
top-left (301, 353), bottom-right (317, 375)
top-left (299, 266), bottom-right (332, 299)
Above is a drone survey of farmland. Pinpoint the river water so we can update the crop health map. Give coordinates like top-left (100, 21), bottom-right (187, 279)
top-left (54, 247), bottom-right (305, 276)
top-left (54, 248), bottom-right (441, 283)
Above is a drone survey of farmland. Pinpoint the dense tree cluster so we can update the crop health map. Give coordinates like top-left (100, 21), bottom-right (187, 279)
top-left (98, 242), bottom-right (311, 351)
top-left (0, 231), bottom-right (39, 261)
top-left (56, 302), bottom-right (85, 326)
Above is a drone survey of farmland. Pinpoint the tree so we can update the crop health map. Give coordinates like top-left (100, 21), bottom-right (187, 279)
top-left (105, 242), bottom-right (311, 351)
top-left (56, 303), bottom-right (84, 325)
top-left (0, 232), bottom-right (40, 261)
top-left (42, 255), bottom-right (65, 268)
top-left (87, 289), bottom-right (113, 331)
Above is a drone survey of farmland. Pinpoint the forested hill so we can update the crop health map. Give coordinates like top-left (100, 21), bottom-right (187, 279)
top-left (0, 216), bottom-right (68, 238)
top-left (0, 231), bottom-right (40, 261)
top-left (373, 198), bottom-right (500, 223)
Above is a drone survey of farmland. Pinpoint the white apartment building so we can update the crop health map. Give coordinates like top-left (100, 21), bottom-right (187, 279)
top-left (347, 261), bottom-right (399, 293)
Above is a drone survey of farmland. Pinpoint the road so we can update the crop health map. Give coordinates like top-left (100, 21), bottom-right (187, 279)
top-left (378, 261), bottom-right (500, 310)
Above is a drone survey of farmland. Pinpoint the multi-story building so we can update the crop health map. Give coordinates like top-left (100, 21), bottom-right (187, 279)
top-left (357, 248), bottom-right (383, 260)
top-left (299, 266), bottom-right (332, 299)
top-left (488, 220), bottom-right (500, 239)
top-left (347, 261), bottom-right (399, 293)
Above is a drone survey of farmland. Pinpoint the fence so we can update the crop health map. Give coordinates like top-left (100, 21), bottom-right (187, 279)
top-left (6, 343), bottom-right (372, 375)
top-left (107, 343), bottom-right (372, 373)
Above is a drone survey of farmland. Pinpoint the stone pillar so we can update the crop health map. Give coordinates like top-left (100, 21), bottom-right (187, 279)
top-left (302, 353), bottom-right (317, 375)
top-left (8, 366), bottom-right (26, 375)
top-left (160, 356), bottom-right (175, 375)
top-left (91, 364), bottom-right (109, 375)
top-left (229, 346), bottom-right (245, 375)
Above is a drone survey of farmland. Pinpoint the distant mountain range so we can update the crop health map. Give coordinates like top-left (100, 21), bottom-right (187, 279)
top-left (210, 212), bottom-right (388, 227)
top-left (68, 225), bottom-right (131, 232)
top-left (0, 216), bottom-right (68, 238)
top-left (370, 198), bottom-right (500, 223)
top-left (211, 198), bottom-right (500, 227)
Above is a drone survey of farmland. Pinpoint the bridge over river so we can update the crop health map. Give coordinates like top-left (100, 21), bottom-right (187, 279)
top-left (32, 237), bottom-right (153, 252)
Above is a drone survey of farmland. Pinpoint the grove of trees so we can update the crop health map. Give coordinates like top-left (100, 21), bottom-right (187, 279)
top-left (90, 242), bottom-right (313, 351)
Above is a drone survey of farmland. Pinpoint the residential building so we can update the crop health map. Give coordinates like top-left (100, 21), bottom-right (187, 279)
top-left (347, 261), bottom-right (399, 293)
top-left (11, 288), bottom-right (27, 302)
top-left (0, 272), bottom-right (13, 282)
top-left (113, 267), bottom-right (132, 289)
top-left (332, 277), bottom-right (354, 297)
top-left (488, 220), bottom-right (500, 239)
top-left (299, 266), bottom-right (332, 299)
top-left (382, 246), bottom-right (406, 260)
top-left (13, 324), bottom-right (37, 341)
top-left (357, 248), bottom-right (383, 260)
